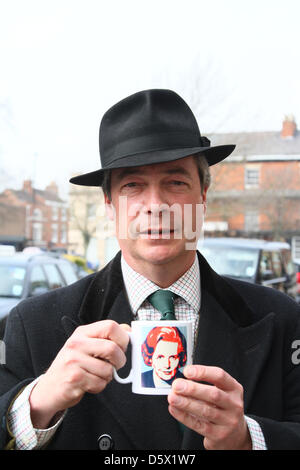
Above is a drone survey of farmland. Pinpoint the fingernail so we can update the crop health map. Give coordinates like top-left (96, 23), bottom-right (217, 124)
top-left (174, 380), bottom-right (186, 393)
top-left (184, 365), bottom-right (196, 378)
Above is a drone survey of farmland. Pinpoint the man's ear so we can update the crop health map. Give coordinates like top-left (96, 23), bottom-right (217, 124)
top-left (104, 194), bottom-right (115, 221)
top-left (202, 187), bottom-right (208, 215)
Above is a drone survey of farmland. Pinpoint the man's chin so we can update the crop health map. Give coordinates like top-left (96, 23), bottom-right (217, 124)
top-left (139, 242), bottom-right (184, 265)
top-left (120, 238), bottom-right (197, 268)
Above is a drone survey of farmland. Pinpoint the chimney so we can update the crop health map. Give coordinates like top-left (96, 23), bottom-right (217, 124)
top-left (45, 181), bottom-right (58, 195)
top-left (281, 115), bottom-right (297, 139)
top-left (23, 180), bottom-right (33, 193)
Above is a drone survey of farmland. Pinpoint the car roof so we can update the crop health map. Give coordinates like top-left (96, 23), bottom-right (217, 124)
top-left (0, 253), bottom-right (63, 266)
top-left (199, 237), bottom-right (290, 251)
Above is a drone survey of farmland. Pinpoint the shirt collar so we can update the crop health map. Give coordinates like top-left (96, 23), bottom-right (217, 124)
top-left (121, 255), bottom-right (200, 314)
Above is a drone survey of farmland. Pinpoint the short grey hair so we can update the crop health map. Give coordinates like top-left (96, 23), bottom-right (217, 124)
top-left (101, 153), bottom-right (211, 201)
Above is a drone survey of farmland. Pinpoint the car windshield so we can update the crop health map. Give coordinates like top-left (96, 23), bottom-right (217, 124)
top-left (200, 245), bottom-right (259, 279)
top-left (0, 265), bottom-right (26, 298)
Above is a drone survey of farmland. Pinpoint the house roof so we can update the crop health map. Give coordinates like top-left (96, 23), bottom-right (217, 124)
top-left (2, 188), bottom-right (64, 204)
top-left (207, 130), bottom-right (300, 158)
top-left (34, 188), bottom-right (64, 203)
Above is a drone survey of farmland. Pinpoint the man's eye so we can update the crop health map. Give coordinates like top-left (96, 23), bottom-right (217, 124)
top-left (170, 180), bottom-right (186, 185)
top-left (124, 182), bottom-right (138, 188)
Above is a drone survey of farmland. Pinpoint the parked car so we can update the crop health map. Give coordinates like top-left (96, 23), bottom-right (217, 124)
top-left (62, 254), bottom-right (96, 278)
top-left (198, 237), bottom-right (298, 301)
top-left (0, 253), bottom-right (80, 338)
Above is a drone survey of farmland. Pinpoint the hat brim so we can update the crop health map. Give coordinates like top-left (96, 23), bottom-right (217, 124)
top-left (69, 144), bottom-right (235, 187)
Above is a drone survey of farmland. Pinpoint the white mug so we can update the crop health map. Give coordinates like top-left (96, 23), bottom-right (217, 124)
top-left (113, 320), bottom-right (193, 395)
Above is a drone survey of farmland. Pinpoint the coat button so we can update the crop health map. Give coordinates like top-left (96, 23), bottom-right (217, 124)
top-left (98, 434), bottom-right (114, 450)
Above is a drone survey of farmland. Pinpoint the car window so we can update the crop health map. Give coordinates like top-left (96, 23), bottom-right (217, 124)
top-left (29, 265), bottom-right (49, 294)
top-left (0, 265), bottom-right (25, 298)
top-left (271, 252), bottom-right (284, 277)
top-left (281, 250), bottom-right (296, 276)
top-left (200, 246), bottom-right (259, 279)
top-left (259, 251), bottom-right (274, 278)
top-left (43, 264), bottom-right (64, 289)
top-left (58, 261), bottom-right (78, 285)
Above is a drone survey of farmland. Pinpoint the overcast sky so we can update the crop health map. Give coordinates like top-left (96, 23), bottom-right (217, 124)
top-left (1, 0), bottom-right (299, 197)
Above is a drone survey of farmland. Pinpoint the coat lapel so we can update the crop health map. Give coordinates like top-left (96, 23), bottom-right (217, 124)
top-left (192, 287), bottom-right (275, 409)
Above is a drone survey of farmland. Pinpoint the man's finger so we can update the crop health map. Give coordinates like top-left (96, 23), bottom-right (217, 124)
top-left (171, 380), bottom-right (231, 410)
top-left (66, 337), bottom-right (127, 370)
top-left (120, 323), bottom-right (131, 332)
top-left (73, 320), bottom-right (130, 352)
top-left (168, 404), bottom-right (213, 436)
top-left (183, 365), bottom-right (240, 392)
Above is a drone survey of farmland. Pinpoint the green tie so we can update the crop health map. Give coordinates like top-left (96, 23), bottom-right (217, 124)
top-left (148, 290), bottom-right (176, 320)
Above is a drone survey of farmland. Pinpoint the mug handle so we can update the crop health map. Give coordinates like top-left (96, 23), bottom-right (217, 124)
top-left (113, 331), bottom-right (133, 384)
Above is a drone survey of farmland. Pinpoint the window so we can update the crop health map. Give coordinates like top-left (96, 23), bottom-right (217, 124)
top-left (29, 265), bottom-right (48, 294)
top-left (33, 208), bottom-right (42, 220)
top-left (60, 224), bottom-right (67, 244)
top-left (245, 167), bottom-right (260, 188)
top-left (52, 206), bottom-right (58, 221)
top-left (259, 251), bottom-right (274, 280)
top-left (199, 245), bottom-right (259, 280)
top-left (61, 207), bottom-right (67, 221)
top-left (44, 264), bottom-right (64, 289)
top-left (58, 262), bottom-right (78, 284)
top-left (51, 224), bottom-right (58, 243)
top-left (282, 249), bottom-right (296, 276)
top-left (33, 222), bottom-right (43, 242)
top-left (0, 266), bottom-right (25, 298)
top-left (271, 252), bottom-right (284, 278)
top-left (244, 211), bottom-right (259, 232)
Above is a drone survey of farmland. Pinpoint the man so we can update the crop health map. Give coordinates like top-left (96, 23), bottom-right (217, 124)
top-left (141, 326), bottom-right (187, 388)
top-left (1, 89), bottom-right (300, 450)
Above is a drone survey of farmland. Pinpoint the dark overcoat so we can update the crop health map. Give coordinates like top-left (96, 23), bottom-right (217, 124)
top-left (1, 251), bottom-right (300, 450)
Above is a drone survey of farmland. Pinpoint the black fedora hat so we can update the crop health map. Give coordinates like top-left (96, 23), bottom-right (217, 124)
top-left (70, 89), bottom-right (235, 187)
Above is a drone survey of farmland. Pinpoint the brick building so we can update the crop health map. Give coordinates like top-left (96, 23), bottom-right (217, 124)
top-left (0, 180), bottom-right (68, 250)
top-left (205, 116), bottom-right (300, 240)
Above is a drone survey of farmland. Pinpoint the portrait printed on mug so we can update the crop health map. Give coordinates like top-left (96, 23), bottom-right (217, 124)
top-left (113, 320), bottom-right (193, 394)
top-left (140, 325), bottom-right (188, 389)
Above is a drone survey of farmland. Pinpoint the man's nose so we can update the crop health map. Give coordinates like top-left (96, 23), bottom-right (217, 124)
top-left (143, 187), bottom-right (168, 214)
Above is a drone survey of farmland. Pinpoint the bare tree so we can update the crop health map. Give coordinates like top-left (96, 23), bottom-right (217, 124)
top-left (69, 187), bottom-right (102, 256)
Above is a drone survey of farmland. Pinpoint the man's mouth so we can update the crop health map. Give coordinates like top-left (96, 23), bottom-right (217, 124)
top-left (140, 229), bottom-right (175, 235)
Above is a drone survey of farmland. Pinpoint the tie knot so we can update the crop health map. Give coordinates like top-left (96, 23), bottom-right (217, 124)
top-left (148, 289), bottom-right (176, 320)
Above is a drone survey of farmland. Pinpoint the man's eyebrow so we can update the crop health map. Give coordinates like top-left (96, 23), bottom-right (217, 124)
top-left (115, 165), bottom-right (193, 180)
top-left (114, 168), bottom-right (144, 183)
top-left (163, 166), bottom-right (193, 179)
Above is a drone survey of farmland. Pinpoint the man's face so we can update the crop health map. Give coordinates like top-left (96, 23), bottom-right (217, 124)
top-left (152, 340), bottom-right (180, 381)
top-left (105, 156), bottom-right (206, 267)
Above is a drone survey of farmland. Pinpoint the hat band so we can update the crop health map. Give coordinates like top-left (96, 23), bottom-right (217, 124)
top-left (102, 131), bottom-right (202, 163)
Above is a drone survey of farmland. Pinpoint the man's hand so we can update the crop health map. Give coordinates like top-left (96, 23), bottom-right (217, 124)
top-left (168, 365), bottom-right (252, 450)
top-left (29, 320), bottom-right (130, 429)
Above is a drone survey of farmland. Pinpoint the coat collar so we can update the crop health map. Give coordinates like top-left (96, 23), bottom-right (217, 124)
top-left (64, 250), bottom-right (259, 329)
top-left (61, 250), bottom-right (275, 450)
